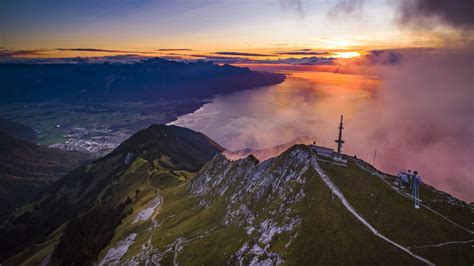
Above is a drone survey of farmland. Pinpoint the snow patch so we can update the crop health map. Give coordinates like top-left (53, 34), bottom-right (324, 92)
top-left (99, 233), bottom-right (137, 266)
top-left (124, 152), bottom-right (135, 165)
top-left (132, 196), bottom-right (162, 224)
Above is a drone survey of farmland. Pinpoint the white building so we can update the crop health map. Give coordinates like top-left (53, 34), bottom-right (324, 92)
top-left (310, 145), bottom-right (334, 158)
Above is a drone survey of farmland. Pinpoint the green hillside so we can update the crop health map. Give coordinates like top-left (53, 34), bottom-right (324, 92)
top-left (1, 126), bottom-right (472, 265)
top-left (0, 124), bottom-right (223, 263)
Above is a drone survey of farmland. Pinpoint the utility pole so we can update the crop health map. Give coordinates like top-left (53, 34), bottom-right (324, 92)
top-left (335, 115), bottom-right (345, 154)
top-left (373, 149), bottom-right (377, 167)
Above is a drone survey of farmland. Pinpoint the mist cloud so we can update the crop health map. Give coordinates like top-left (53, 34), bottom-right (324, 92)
top-left (327, 0), bottom-right (365, 19)
top-left (351, 50), bottom-right (474, 202)
top-left (338, 49), bottom-right (402, 66)
top-left (396, 0), bottom-right (474, 31)
top-left (279, 0), bottom-right (304, 17)
top-left (173, 49), bottom-right (474, 202)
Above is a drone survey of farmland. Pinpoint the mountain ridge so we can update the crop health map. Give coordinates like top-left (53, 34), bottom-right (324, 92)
top-left (1, 125), bottom-right (472, 265)
top-left (0, 58), bottom-right (285, 104)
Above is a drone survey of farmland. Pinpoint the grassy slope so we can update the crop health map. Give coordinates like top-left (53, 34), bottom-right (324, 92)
top-left (413, 242), bottom-right (473, 266)
top-left (102, 154), bottom-right (421, 265)
top-left (351, 157), bottom-right (473, 231)
top-left (102, 162), bottom-right (246, 265)
top-left (287, 167), bottom-right (420, 265)
top-left (4, 156), bottom-right (160, 265)
top-left (320, 161), bottom-right (473, 265)
top-left (4, 144), bottom-right (472, 265)
top-left (419, 184), bottom-right (473, 231)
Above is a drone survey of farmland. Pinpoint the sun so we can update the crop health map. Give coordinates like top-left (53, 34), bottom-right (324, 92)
top-left (333, 51), bottom-right (361, 58)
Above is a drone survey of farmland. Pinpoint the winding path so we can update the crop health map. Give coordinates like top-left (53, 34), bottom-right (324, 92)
top-left (409, 239), bottom-right (474, 250)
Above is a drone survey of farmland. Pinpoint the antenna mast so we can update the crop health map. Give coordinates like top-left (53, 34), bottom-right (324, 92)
top-left (335, 115), bottom-right (345, 154)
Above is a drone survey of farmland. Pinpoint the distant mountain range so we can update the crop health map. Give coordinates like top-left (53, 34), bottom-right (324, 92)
top-left (1, 125), bottom-right (472, 265)
top-left (0, 58), bottom-right (285, 104)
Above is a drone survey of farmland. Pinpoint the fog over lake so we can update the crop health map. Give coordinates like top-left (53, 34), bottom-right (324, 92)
top-left (173, 71), bottom-right (378, 152)
top-left (172, 61), bottom-right (473, 202)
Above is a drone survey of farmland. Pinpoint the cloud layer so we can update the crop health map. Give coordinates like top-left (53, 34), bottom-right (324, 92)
top-left (352, 49), bottom-right (474, 202)
top-left (214, 52), bottom-right (274, 57)
top-left (327, 0), bottom-right (365, 18)
top-left (0, 49), bottom-right (47, 58)
top-left (56, 48), bottom-right (158, 54)
top-left (172, 49), bottom-right (474, 202)
top-left (396, 0), bottom-right (474, 31)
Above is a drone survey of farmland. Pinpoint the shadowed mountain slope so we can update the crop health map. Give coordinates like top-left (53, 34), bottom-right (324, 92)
top-left (0, 118), bottom-right (36, 142)
top-left (0, 132), bottom-right (90, 215)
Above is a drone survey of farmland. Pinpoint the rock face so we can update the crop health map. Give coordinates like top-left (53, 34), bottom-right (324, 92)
top-left (190, 146), bottom-right (310, 265)
top-left (1, 127), bottom-right (473, 265)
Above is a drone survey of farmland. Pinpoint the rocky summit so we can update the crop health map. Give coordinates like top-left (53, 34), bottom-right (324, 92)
top-left (1, 125), bottom-right (472, 265)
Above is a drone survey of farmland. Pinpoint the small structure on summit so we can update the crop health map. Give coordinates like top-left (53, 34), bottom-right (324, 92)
top-left (396, 170), bottom-right (422, 209)
top-left (312, 145), bottom-right (334, 158)
top-left (310, 115), bottom-right (348, 165)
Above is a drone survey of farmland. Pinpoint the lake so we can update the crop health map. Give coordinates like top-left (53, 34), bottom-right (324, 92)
top-left (171, 65), bottom-right (473, 202)
top-left (172, 68), bottom-right (380, 154)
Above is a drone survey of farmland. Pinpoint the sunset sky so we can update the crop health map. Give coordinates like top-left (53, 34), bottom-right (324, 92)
top-left (0, 0), bottom-right (472, 200)
top-left (0, 0), bottom-right (465, 60)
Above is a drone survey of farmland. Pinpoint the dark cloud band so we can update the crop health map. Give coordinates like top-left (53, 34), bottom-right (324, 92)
top-left (397, 0), bottom-right (474, 30)
top-left (214, 52), bottom-right (273, 57)
top-left (0, 49), bottom-right (47, 58)
top-left (56, 48), bottom-right (158, 54)
top-left (276, 51), bottom-right (329, 56)
top-left (157, 48), bottom-right (192, 51)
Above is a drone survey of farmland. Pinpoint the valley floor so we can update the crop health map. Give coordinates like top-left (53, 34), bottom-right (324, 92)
top-left (0, 100), bottom-right (205, 155)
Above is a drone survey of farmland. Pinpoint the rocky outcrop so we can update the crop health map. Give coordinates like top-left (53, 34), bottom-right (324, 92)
top-left (189, 145), bottom-right (312, 265)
